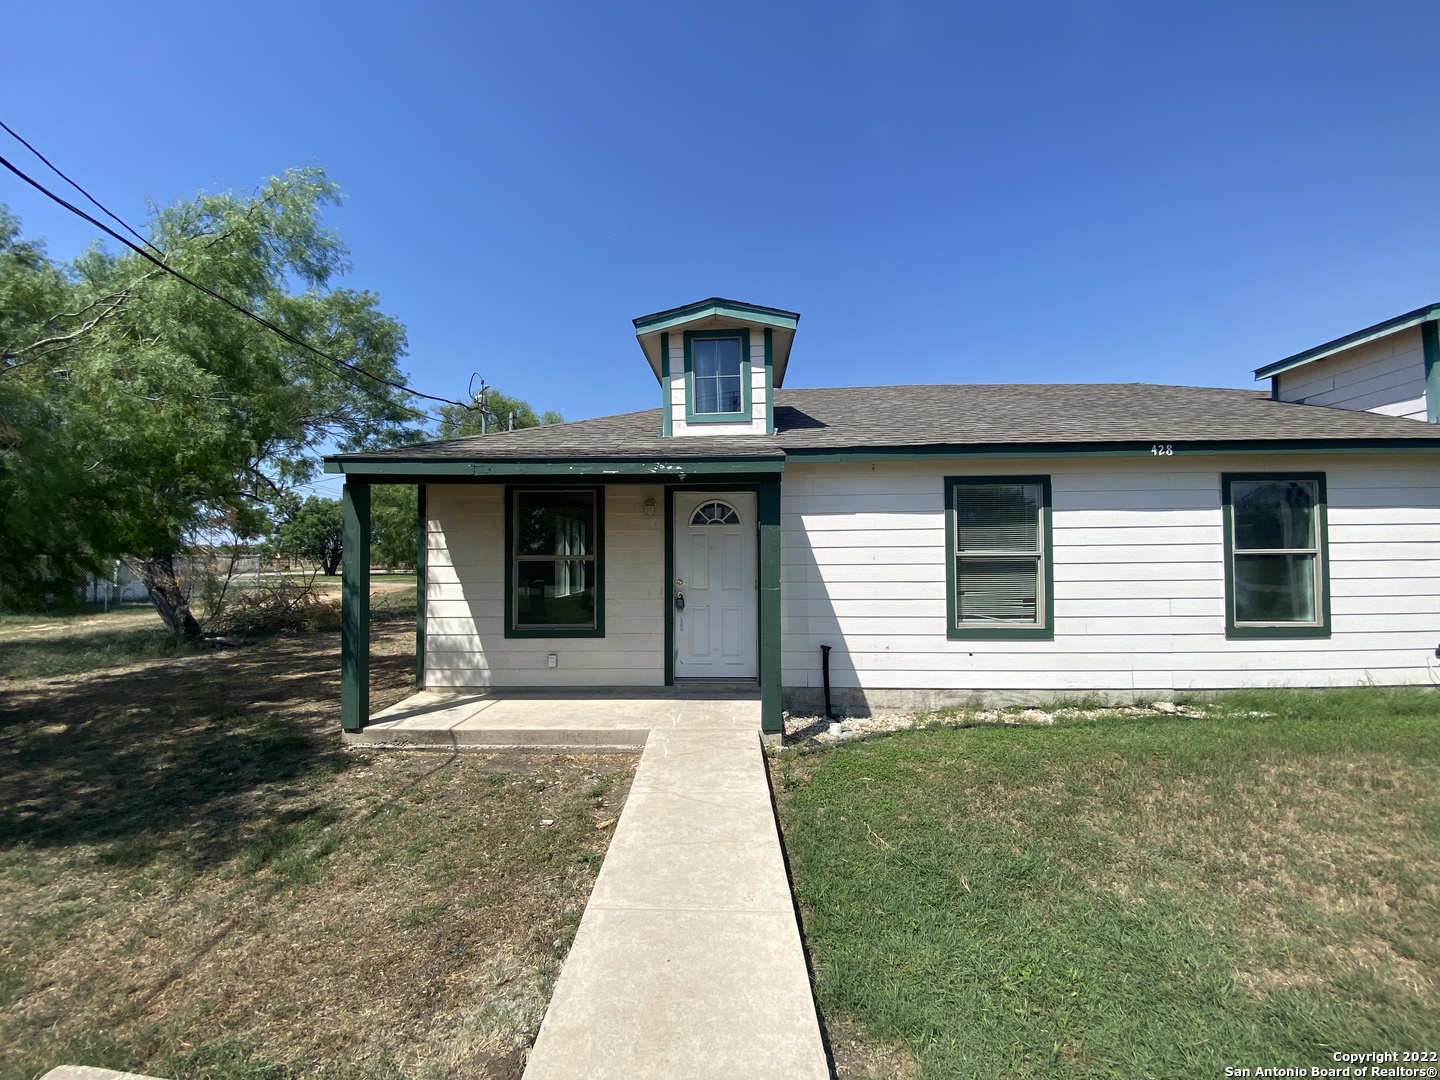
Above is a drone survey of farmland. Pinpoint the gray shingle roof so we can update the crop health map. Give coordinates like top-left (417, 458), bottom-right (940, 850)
top-left (333, 383), bottom-right (1440, 464)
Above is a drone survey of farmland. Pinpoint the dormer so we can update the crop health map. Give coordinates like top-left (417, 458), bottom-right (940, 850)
top-left (634, 298), bottom-right (799, 436)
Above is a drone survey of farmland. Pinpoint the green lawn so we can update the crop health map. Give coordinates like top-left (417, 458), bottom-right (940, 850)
top-left (771, 689), bottom-right (1440, 1079)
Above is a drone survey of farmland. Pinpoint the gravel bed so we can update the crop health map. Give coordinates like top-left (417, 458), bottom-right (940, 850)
top-left (778, 700), bottom-right (1215, 749)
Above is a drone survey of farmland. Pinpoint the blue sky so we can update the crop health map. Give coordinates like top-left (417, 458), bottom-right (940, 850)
top-left (6, 0), bottom-right (1440, 438)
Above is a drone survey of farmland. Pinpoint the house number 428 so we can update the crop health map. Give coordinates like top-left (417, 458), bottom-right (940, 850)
top-left (1151, 444), bottom-right (1174, 456)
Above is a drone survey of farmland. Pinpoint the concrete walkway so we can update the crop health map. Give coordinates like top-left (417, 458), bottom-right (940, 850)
top-left (522, 720), bottom-right (829, 1079)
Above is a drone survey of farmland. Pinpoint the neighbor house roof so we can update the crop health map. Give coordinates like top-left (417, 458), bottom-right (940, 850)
top-left (1254, 302), bottom-right (1440, 380)
top-left (326, 383), bottom-right (1440, 475)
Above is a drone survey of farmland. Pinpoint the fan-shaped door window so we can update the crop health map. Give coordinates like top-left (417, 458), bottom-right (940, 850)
top-left (690, 501), bottom-right (741, 526)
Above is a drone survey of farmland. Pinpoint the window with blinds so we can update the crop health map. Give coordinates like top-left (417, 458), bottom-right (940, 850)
top-left (945, 477), bottom-right (1052, 638)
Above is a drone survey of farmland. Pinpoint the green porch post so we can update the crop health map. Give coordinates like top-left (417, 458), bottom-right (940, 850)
top-left (759, 478), bottom-right (782, 735)
top-left (415, 484), bottom-right (427, 690)
top-left (340, 480), bottom-right (371, 732)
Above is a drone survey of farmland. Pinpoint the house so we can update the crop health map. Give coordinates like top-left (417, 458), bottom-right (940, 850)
top-left (1257, 301), bottom-right (1440, 421)
top-left (324, 298), bottom-right (1440, 736)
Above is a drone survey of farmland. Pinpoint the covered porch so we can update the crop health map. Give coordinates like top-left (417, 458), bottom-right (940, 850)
top-left (323, 456), bottom-right (786, 739)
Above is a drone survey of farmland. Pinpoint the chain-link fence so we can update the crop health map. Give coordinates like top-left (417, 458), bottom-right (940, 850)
top-left (1, 552), bottom-right (415, 628)
top-left (0, 555), bottom-right (264, 621)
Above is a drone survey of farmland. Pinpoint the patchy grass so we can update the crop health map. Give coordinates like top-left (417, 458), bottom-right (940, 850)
top-left (0, 623), bottom-right (634, 1080)
top-left (0, 579), bottom-right (417, 682)
top-left (771, 687), bottom-right (1440, 1079)
top-left (369, 581), bottom-right (418, 623)
top-left (0, 607), bottom-right (182, 681)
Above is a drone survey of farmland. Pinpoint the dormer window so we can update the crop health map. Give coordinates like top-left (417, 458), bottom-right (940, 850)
top-left (633, 297), bottom-right (800, 437)
top-left (693, 336), bottom-right (744, 414)
top-left (685, 329), bottom-right (752, 423)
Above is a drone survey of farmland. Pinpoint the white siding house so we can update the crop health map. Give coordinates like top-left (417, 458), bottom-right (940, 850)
top-left (327, 298), bottom-right (1440, 734)
top-left (780, 454), bottom-right (1440, 711)
top-left (1258, 303), bottom-right (1439, 423)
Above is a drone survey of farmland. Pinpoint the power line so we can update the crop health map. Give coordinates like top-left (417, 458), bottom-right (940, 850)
top-left (0, 119), bottom-right (162, 255)
top-left (0, 141), bottom-right (471, 415)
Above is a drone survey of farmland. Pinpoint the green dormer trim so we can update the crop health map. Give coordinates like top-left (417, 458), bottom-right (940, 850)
top-left (764, 328), bottom-right (775, 435)
top-left (1423, 322), bottom-right (1440, 425)
top-left (634, 297), bottom-right (800, 335)
top-left (684, 328), bottom-right (753, 425)
top-left (634, 296), bottom-right (799, 392)
top-left (1255, 302), bottom-right (1440, 380)
top-left (659, 331), bottom-right (672, 436)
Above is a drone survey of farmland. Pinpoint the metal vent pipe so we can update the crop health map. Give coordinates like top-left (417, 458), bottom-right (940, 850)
top-left (820, 644), bottom-right (836, 721)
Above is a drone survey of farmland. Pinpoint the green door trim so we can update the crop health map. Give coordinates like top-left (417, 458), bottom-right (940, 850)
top-left (662, 479), bottom-right (782, 735)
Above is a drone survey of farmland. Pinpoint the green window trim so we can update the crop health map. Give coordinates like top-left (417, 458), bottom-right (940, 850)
top-left (504, 485), bottom-right (606, 639)
top-left (1222, 472), bottom-right (1331, 640)
top-left (944, 475), bottom-right (1054, 641)
top-left (684, 328), bottom-right (753, 424)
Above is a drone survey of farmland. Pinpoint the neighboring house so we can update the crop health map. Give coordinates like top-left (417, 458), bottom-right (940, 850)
top-left (82, 562), bottom-right (150, 604)
top-left (325, 298), bottom-right (1440, 735)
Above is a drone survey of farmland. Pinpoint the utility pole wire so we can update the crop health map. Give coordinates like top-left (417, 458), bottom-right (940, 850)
top-left (0, 118), bottom-right (162, 255)
top-left (0, 149), bottom-right (472, 414)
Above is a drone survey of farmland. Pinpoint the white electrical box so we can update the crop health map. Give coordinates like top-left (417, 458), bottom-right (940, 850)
top-left (547, 653), bottom-right (558, 668)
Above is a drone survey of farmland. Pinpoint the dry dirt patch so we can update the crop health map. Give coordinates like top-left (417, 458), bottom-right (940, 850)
top-left (0, 625), bottom-right (634, 1080)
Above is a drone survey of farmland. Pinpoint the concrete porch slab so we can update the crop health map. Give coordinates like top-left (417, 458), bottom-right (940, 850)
top-left (344, 688), bottom-right (762, 752)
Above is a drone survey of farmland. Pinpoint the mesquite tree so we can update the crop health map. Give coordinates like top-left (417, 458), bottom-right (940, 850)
top-left (0, 169), bottom-right (419, 638)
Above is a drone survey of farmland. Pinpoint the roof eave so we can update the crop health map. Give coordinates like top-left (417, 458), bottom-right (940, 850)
top-left (632, 297), bottom-right (800, 333)
top-left (634, 299), bottom-right (799, 387)
top-left (323, 455), bottom-right (787, 478)
top-left (1254, 302), bottom-right (1440, 380)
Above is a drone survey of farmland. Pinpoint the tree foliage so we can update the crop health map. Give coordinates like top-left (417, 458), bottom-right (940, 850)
top-left (371, 485), bottom-right (419, 571)
top-left (0, 170), bottom-right (420, 634)
top-left (437, 390), bottom-right (561, 439)
top-left (269, 495), bottom-right (344, 575)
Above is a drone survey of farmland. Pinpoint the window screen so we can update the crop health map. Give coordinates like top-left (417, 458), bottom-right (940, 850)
top-left (952, 482), bottom-right (1044, 625)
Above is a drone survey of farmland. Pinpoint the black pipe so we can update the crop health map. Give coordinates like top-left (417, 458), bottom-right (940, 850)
top-left (820, 644), bottom-right (835, 721)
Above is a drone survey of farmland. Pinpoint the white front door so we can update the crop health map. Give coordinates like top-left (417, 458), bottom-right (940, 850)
top-left (673, 491), bottom-right (758, 679)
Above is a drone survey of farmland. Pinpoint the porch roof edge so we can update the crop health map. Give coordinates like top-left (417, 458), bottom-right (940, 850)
top-left (323, 457), bottom-right (786, 478)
